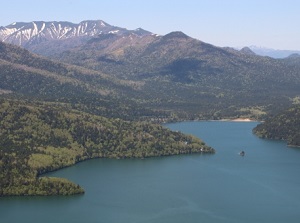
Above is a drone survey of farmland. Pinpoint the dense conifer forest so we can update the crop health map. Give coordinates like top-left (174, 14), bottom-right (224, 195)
top-left (0, 99), bottom-right (214, 196)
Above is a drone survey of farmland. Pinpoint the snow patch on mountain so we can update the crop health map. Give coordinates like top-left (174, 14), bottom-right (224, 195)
top-left (0, 20), bottom-right (153, 47)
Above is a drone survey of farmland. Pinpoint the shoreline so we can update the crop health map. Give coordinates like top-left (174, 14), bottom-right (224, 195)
top-left (163, 118), bottom-right (260, 125)
top-left (202, 118), bottom-right (259, 122)
top-left (220, 118), bottom-right (257, 122)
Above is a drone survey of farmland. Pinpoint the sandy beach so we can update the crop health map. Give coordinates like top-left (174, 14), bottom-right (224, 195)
top-left (231, 118), bottom-right (254, 122)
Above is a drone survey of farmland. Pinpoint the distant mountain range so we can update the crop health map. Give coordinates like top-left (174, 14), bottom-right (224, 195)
top-left (1, 20), bottom-right (299, 59)
top-left (239, 46), bottom-right (300, 58)
top-left (0, 20), bottom-right (154, 56)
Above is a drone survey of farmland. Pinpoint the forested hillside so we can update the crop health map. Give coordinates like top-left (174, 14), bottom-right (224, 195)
top-left (0, 41), bottom-right (171, 121)
top-left (253, 105), bottom-right (300, 146)
top-left (0, 99), bottom-right (214, 196)
top-left (55, 31), bottom-right (300, 119)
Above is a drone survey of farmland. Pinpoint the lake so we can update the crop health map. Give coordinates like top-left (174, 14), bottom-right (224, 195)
top-left (1, 121), bottom-right (300, 223)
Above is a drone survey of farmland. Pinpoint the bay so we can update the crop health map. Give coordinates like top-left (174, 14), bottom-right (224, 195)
top-left (1, 121), bottom-right (300, 223)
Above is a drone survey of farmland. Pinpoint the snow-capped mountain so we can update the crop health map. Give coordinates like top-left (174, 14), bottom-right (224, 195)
top-left (0, 20), bottom-right (152, 47)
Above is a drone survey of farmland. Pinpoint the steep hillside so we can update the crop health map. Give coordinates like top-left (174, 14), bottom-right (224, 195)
top-left (253, 105), bottom-right (300, 146)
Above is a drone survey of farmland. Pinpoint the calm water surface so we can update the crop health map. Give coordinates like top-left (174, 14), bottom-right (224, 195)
top-left (1, 121), bottom-right (300, 223)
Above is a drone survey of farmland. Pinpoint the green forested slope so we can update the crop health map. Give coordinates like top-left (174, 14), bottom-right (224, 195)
top-left (253, 106), bottom-right (300, 146)
top-left (0, 41), bottom-right (170, 121)
top-left (0, 99), bottom-right (214, 196)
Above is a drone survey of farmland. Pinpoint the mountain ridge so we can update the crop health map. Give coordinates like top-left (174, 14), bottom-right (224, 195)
top-left (3, 20), bottom-right (300, 59)
top-left (0, 20), bottom-right (154, 56)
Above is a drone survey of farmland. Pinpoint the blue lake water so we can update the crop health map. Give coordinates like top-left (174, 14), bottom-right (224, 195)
top-left (1, 121), bottom-right (300, 223)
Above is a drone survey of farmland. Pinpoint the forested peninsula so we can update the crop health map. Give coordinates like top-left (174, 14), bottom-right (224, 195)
top-left (253, 105), bottom-right (300, 147)
top-left (0, 99), bottom-right (214, 196)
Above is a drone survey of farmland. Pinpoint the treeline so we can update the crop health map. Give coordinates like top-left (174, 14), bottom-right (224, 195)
top-left (253, 105), bottom-right (300, 146)
top-left (0, 99), bottom-right (214, 196)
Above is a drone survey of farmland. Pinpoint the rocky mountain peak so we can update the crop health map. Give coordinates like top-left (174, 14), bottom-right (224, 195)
top-left (163, 31), bottom-right (190, 39)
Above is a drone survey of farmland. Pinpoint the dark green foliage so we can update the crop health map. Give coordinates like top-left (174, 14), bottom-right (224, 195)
top-left (0, 99), bottom-right (214, 196)
top-left (253, 105), bottom-right (300, 146)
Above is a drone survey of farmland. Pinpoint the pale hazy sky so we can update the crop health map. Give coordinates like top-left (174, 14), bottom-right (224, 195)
top-left (1, 0), bottom-right (300, 50)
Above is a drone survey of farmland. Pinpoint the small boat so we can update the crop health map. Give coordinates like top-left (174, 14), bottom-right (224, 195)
top-left (239, 151), bottom-right (245, 156)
